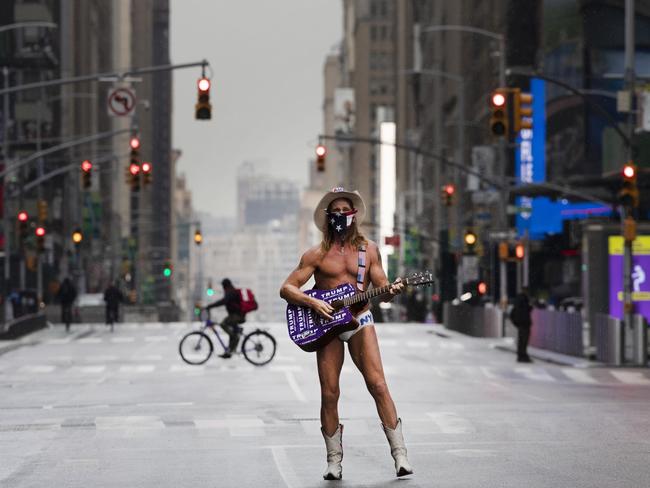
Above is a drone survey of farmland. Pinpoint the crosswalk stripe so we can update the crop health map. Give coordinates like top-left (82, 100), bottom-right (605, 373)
top-left (19, 365), bottom-right (56, 373)
top-left (406, 340), bottom-right (429, 348)
top-left (145, 336), bottom-right (169, 342)
top-left (110, 337), bottom-right (134, 343)
top-left (119, 365), bottom-right (155, 373)
top-left (70, 366), bottom-right (106, 374)
top-left (611, 371), bottom-right (650, 385)
top-left (561, 368), bottom-right (597, 384)
top-left (78, 338), bottom-right (102, 344)
top-left (515, 367), bottom-right (556, 382)
top-left (427, 412), bottom-right (475, 434)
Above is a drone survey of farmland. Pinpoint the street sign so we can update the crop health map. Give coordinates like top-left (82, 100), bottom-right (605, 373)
top-left (107, 87), bottom-right (136, 117)
top-left (639, 89), bottom-right (650, 132)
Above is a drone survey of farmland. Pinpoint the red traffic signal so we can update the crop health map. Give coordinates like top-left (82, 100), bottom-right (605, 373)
top-left (142, 162), bottom-right (152, 185)
top-left (81, 160), bottom-right (93, 172)
top-left (35, 226), bottom-right (46, 237)
top-left (316, 144), bottom-right (326, 172)
top-left (129, 163), bottom-right (141, 176)
top-left (515, 243), bottom-right (525, 259)
top-left (477, 282), bottom-right (487, 295)
top-left (196, 77), bottom-right (212, 120)
top-left (491, 92), bottom-right (506, 107)
top-left (198, 77), bottom-right (211, 92)
top-left (130, 136), bottom-right (141, 150)
top-left (141, 162), bottom-right (152, 173)
top-left (17, 211), bottom-right (28, 222)
top-left (443, 184), bottom-right (455, 195)
top-left (623, 163), bottom-right (636, 180)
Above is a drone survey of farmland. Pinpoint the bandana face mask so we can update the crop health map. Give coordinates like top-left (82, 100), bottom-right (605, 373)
top-left (326, 209), bottom-right (357, 239)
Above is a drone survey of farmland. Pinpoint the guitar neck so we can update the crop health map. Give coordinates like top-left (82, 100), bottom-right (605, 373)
top-left (342, 281), bottom-right (401, 307)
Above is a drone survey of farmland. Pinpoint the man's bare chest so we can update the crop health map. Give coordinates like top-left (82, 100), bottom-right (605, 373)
top-left (315, 248), bottom-right (362, 287)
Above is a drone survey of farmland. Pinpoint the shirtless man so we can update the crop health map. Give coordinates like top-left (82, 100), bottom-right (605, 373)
top-left (280, 187), bottom-right (413, 480)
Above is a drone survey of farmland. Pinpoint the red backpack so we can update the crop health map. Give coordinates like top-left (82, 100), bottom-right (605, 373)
top-left (238, 288), bottom-right (258, 314)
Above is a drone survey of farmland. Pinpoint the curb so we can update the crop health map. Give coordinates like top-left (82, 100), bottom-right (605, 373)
top-left (492, 342), bottom-right (604, 368)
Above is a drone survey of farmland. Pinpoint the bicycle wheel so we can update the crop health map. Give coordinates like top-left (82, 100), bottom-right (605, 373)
top-left (241, 330), bottom-right (276, 366)
top-left (179, 331), bottom-right (214, 365)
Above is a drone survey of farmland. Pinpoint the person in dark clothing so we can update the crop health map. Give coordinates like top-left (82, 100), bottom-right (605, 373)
top-left (104, 282), bottom-right (123, 326)
top-left (57, 278), bottom-right (77, 332)
top-left (206, 278), bottom-right (244, 358)
top-left (510, 288), bottom-right (533, 363)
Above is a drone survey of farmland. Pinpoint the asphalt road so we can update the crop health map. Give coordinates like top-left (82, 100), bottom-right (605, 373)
top-left (1, 320), bottom-right (649, 487)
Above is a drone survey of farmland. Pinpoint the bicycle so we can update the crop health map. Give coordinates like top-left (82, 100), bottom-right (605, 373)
top-left (178, 309), bottom-right (277, 366)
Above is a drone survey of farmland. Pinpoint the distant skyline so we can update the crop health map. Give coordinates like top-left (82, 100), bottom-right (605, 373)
top-left (170, 0), bottom-right (342, 217)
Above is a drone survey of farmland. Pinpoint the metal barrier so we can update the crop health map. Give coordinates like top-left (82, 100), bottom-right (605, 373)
top-left (594, 313), bottom-right (623, 365)
top-left (529, 308), bottom-right (583, 357)
top-left (631, 315), bottom-right (648, 366)
top-left (443, 303), bottom-right (502, 338)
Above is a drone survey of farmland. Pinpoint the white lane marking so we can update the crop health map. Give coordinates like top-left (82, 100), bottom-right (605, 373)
top-left (515, 367), bottom-right (556, 382)
top-left (611, 371), bottom-right (650, 385)
top-left (427, 412), bottom-right (475, 434)
top-left (136, 402), bottom-right (193, 408)
top-left (447, 449), bottom-right (497, 458)
top-left (169, 364), bottom-right (205, 373)
top-left (78, 338), bottom-right (102, 344)
top-left (143, 323), bottom-right (163, 329)
top-left (195, 417), bottom-right (265, 436)
top-left (480, 366), bottom-right (499, 379)
top-left (45, 338), bottom-right (71, 345)
top-left (274, 355), bottom-right (297, 362)
top-left (378, 327), bottom-right (405, 335)
top-left (561, 368), bottom-right (598, 384)
top-left (378, 338), bottom-right (398, 347)
top-left (406, 340), bottom-right (429, 348)
top-left (110, 337), bottom-right (134, 343)
top-left (439, 341), bottom-right (465, 350)
top-left (145, 336), bottom-right (169, 342)
top-left (271, 446), bottom-right (302, 488)
top-left (71, 365), bottom-right (106, 374)
top-left (119, 365), bottom-right (155, 373)
top-left (139, 355), bottom-right (163, 361)
top-left (270, 365), bottom-right (302, 372)
top-left (284, 371), bottom-right (307, 403)
top-left (19, 365), bottom-right (55, 373)
top-left (95, 416), bottom-right (164, 430)
top-left (85, 355), bottom-right (118, 362)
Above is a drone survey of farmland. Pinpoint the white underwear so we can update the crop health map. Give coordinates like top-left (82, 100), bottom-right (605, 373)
top-left (338, 310), bottom-right (374, 342)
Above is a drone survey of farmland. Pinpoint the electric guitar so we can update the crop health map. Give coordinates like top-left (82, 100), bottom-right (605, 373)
top-left (286, 272), bottom-right (434, 352)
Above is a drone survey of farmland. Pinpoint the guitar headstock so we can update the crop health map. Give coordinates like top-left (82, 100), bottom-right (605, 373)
top-left (403, 271), bottom-right (434, 288)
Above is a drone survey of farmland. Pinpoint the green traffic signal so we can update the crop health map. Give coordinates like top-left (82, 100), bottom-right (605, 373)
top-left (206, 287), bottom-right (215, 297)
top-left (163, 268), bottom-right (172, 277)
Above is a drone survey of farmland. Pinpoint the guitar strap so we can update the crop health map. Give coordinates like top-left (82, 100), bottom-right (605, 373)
top-left (356, 246), bottom-right (366, 291)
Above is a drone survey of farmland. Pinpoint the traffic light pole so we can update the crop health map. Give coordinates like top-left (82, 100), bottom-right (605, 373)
top-left (623, 0), bottom-right (636, 332)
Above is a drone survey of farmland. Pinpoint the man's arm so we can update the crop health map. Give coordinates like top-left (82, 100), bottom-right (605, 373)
top-left (279, 248), bottom-right (334, 320)
top-left (206, 297), bottom-right (226, 309)
top-left (367, 242), bottom-right (404, 302)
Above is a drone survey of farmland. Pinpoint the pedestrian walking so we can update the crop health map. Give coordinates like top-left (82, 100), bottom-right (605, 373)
top-left (103, 281), bottom-right (123, 327)
top-left (510, 287), bottom-right (533, 363)
top-left (280, 187), bottom-right (413, 480)
top-left (56, 278), bottom-right (77, 332)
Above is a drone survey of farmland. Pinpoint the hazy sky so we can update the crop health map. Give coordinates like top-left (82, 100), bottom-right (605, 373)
top-left (170, 0), bottom-right (342, 217)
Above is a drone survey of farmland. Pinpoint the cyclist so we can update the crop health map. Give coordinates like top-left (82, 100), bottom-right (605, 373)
top-left (205, 278), bottom-right (245, 358)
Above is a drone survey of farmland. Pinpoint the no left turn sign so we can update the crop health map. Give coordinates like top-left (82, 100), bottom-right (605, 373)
top-left (107, 87), bottom-right (136, 117)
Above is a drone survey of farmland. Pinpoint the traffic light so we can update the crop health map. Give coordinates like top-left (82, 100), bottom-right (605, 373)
top-left (194, 229), bottom-right (203, 246)
top-left (72, 228), bottom-right (83, 247)
top-left (17, 211), bottom-right (29, 242)
top-left (129, 163), bottom-right (141, 192)
top-left (441, 184), bottom-right (455, 206)
top-left (513, 89), bottom-right (533, 132)
top-left (489, 88), bottom-right (509, 137)
top-left (477, 281), bottom-right (487, 296)
top-left (81, 160), bottom-right (93, 189)
top-left (464, 230), bottom-right (477, 254)
top-left (129, 136), bottom-right (141, 192)
top-left (498, 241), bottom-right (509, 260)
top-left (515, 243), bottom-right (525, 260)
top-left (37, 199), bottom-right (48, 223)
top-left (195, 77), bottom-right (212, 120)
top-left (141, 162), bottom-right (152, 186)
top-left (206, 280), bottom-right (214, 297)
top-left (619, 162), bottom-right (639, 210)
top-left (35, 226), bottom-right (46, 253)
top-left (163, 261), bottom-right (173, 278)
top-left (316, 144), bottom-right (326, 172)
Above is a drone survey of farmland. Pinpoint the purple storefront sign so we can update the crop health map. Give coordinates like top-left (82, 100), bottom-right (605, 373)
top-left (608, 236), bottom-right (650, 322)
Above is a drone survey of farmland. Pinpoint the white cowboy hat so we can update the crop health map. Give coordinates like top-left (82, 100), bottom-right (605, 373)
top-left (313, 187), bottom-right (366, 232)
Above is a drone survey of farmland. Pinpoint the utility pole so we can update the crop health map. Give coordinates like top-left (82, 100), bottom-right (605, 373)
top-left (2, 67), bottom-right (11, 322)
top-left (623, 0), bottom-right (635, 331)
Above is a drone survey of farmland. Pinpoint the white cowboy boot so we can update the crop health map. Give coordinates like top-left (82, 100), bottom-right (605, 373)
top-left (321, 424), bottom-right (343, 480)
top-left (382, 418), bottom-right (413, 477)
